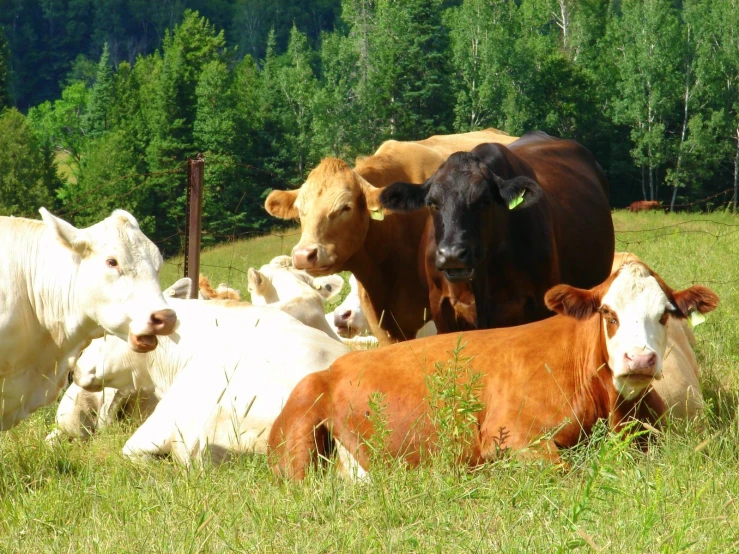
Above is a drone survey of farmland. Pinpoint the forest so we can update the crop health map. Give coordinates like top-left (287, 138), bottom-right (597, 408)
top-left (0, 0), bottom-right (737, 254)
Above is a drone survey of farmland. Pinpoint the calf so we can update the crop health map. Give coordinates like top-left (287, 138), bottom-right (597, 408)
top-left (247, 256), bottom-right (343, 340)
top-left (380, 131), bottom-right (614, 332)
top-left (75, 297), bottom-right (349, 466)
top-left (268, 261), bottom-right (718, 479)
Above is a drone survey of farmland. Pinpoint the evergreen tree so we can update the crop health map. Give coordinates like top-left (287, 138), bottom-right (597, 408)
top-left (0, 109), bottom-right (60, 217)
top-left (370, 0), bottom-right (454, 139)
top-left (84, 43), bottom-right (114, 137)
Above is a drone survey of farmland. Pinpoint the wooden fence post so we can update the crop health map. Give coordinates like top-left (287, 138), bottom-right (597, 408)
top-left (184, 154), bottom-right (204, 299)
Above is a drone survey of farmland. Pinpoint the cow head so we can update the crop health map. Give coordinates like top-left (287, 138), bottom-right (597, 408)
top-left (264, 158), bottom-right (383, 275)
top-left (379, 147), bottom-right (543, 283)
top-left (545, 261), bottom-right (719, 400)
top-left (73, 334), bottom-right (151, 393)
top-left (41, 208), bottom-right (177, 353)
top-left (332, 275), bottom-right (370, 338)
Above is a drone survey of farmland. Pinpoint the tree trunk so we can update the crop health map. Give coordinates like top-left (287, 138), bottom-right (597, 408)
top-left (641, 165), bottom-right (647, 201)
top-left (671, 78), bottom-right (691, 212)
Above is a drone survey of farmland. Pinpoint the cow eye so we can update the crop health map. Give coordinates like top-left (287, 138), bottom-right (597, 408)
top-left (106, 258), bottom-right (119, 268)
top-left (341, 205), bottom-right (351, 213)
top-left (608, 318), bottom-right (618, 325)
top-left (659, 311), bottom-right (669, 325)
top-left (426, 200), bottom-right (439, 211)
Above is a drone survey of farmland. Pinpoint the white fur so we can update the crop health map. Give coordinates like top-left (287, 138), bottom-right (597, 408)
top-left (601, 264), bottom-right (673, 400)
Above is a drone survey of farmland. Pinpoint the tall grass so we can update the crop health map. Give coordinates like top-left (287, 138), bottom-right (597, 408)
top-left (1, 211), bottom-right (739, 552)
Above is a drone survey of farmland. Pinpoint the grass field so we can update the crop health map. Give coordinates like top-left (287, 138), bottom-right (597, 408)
top-left (2, 210), bottom-right (739, 552)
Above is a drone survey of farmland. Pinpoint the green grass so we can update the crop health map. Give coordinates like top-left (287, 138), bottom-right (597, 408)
top-left (2, 211), bottom-right (739, 552)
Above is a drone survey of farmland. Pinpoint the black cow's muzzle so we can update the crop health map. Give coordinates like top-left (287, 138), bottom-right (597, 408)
top-left (436, 244), bottom-right (475, 282)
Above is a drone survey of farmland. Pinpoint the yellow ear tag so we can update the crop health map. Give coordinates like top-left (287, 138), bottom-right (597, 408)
top-left (314, 283), bottom-right (323, 291)
top-left (688, 310), bottom-right (706, 328)
top-left (370, 208), bottom-right (385, 221)
top-left (508, 190), bottom-right (525, 210)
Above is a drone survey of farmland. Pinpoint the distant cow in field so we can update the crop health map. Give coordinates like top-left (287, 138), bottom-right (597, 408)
top-left (265, 129), bottom-right (518, 344)
top-left (268, 261), bottom-right (719, 480)
top-left (628, 200), bottom-right (662, 212)
top-left (379, 131), bottom-right (615, 333)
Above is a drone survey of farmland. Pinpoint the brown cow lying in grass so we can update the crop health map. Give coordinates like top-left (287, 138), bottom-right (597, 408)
top-left (628, 200), bottom-right (663, 213)
top-left (268, 261), bottom-right (719, 480)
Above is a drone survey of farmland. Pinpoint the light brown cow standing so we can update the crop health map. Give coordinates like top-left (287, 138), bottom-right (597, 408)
top-left (265, 129), bottom-right (518, 344)
top-left (268, 261), bottom-right (719, 480)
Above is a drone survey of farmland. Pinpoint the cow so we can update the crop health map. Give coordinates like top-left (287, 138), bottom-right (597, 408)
top-left (379, 131), bottom-right (615, 332)
top-left (199, 275), bottom-right (242, 301)
top-left (0, 208), bottom-right (176, 430)
top-left (74, 296), bottom-right (349, 466)
top-left (613, 253), bottom-right (704, 419)
top-left (265, 129), bottom-right (518, 344)
top-left (268, 261), bottom-right (719, 479)
top-left (628, 200), bottom-right (663, 213)
top-left (247, 256), bottom-right (344, 340)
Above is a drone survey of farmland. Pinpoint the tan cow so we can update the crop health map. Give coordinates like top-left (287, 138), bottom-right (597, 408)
top-left (265, 129), bottom-right (517, 344)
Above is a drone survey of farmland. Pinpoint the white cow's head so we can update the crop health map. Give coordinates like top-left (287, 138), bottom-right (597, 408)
top-left (73, 334), bottom-right (152, 393)
top-left (545, 261), bottom-right (719, 400)
top-left (332, 274), bottom-right (370, 338)
top-left (41, 208), bottom-right (176, 353)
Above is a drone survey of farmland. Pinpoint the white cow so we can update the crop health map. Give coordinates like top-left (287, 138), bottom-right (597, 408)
top-left (0, 208), bottom-right (175, 430)
top-left (74, 296), bottom-right (349, 465)
top-left (247, 256), bottom-right (343, 340)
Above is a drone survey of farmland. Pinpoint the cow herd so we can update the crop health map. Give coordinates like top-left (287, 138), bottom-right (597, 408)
top-left (0, 129), bottom-right (720, 483)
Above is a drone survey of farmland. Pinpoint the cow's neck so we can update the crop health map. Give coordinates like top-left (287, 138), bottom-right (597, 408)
top-left (345, 212), bottom-right (428, 342)
top-left (28, 230), bottom-right (96, 349)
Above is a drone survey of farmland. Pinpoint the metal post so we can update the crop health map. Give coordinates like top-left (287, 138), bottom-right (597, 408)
top-left (184, 154), bottom-right (204, 299)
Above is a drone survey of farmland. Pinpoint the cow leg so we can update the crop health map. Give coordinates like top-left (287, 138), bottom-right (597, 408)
top-left (122, 403), bottom-right (174, 461)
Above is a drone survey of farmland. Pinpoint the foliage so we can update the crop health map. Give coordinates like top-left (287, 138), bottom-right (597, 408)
top-left (0, 109), bottom-right (60, 217)
top-left (0, 0), bottom-right (735, 252)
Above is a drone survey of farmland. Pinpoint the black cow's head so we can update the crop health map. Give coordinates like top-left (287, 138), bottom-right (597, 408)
top-left (380, 144), bottom-right (543, 283)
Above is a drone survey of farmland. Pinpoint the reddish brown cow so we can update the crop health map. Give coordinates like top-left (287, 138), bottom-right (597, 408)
top-left (268, 261), bottom-right (719, 479)
top-left (628, 200), bottom-right (663, 212)
top-left (380, 131), bottom-right (615, 332)
top-left (264, 129), bottom-right (517, 344)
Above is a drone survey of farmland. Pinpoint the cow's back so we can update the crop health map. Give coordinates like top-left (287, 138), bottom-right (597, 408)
top-left (509, 133), bottom-right (614, 289)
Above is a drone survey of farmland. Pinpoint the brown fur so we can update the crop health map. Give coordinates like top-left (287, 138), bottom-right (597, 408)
top-left (199, 275), bottom-right (241, 301)
top-left (265, 130), bottom-right (520, 344)
top-left (268, 263), bottom-right (719, 479)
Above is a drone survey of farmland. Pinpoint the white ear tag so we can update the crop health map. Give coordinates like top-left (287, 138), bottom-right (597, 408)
top-left (688, 310), bottom-right (706, 328)
top-left (508, 190), bottom-right (525, 210)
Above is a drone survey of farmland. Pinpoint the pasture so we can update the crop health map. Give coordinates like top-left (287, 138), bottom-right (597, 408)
top-left (1, 210), bottom-right (738, 552)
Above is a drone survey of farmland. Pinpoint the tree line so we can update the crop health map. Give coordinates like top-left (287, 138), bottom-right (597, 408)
top-left (0, 0), bottom-right (737, 255)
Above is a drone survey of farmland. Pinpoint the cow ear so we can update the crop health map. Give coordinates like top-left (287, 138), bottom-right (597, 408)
top-left (312, 275), bottom-right (345, 301)
top-left (379, 181), bottom-right (428, 213)
top-left (487, 174), bottom-right (543, 210)
top-left (163, 278), bottom-right (192, 299)
top-left (265, 190), bottom-right (299, 219)
top-left (40, 207), bottom-right (91, 256)
top-left (545, 284), bottom-right (600, 320)
top-left (247, 268), bottom-right (264, 289)
top-left (671, 285), bottom-right (720, 319)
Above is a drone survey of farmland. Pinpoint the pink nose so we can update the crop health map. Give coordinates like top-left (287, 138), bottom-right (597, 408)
top-left (624, 351), bottom-right (657, 371)
top-left (150, 309), bottom-right (177, 335)
top-left (334, 310), bottom-right (352, 327)
top-left (293, 247), bottom-right (319, 269)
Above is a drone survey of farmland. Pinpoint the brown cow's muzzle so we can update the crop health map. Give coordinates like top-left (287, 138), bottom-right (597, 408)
top-left (292, 245), bottom-right (336, 274)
